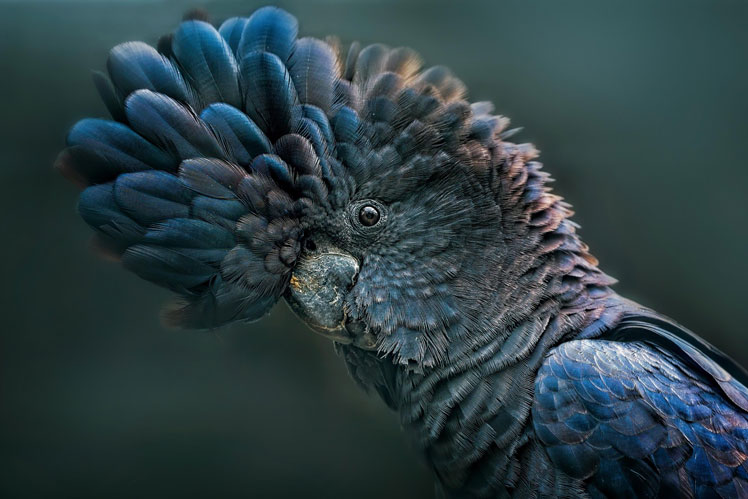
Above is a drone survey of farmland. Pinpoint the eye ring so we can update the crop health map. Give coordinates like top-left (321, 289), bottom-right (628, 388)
top-left (350, 199), bottom-right (387, 232)
top-left (358, 205), bottom-right (380, 227)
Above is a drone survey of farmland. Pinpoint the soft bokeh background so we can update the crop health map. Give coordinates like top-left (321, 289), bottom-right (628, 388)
top-left (1, 0), bottom-right (746, 497)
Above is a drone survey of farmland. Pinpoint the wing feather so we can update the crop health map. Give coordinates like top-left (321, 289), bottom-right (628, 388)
top-left (534, 336), bottom-right (748, 497)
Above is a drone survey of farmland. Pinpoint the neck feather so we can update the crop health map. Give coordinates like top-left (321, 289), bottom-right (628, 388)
top-left (337, 142), bottom-right (629, 493)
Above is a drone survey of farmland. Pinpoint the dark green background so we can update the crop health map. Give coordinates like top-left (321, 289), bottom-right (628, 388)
top-left (2, 0), bottom-right (746, 497)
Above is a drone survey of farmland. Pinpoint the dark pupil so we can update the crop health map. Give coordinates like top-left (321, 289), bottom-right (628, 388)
top-left (358, 205), bottom-right (380, 226)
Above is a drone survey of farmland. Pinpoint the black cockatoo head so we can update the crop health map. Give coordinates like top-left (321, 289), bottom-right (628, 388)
top-left (58, 7), bottom-right (594, 369)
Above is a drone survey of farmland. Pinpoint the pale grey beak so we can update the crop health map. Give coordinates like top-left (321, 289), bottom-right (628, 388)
top-left (284, 251), bottom-right (359, 342)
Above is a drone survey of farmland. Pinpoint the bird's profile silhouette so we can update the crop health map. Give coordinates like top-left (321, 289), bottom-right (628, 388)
top-left (56, 6), bottom-right (748, 497)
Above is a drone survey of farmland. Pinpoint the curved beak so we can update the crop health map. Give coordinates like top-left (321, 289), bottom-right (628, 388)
top-left (284, 251), bottom-right (359, 342)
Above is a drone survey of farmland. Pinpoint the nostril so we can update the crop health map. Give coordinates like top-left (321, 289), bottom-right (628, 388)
top-left (304, 239), bottom-right (317, 252)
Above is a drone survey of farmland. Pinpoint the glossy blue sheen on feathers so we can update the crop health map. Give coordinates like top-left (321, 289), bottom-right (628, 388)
top-left (55, 6), bottom-right (748, 498)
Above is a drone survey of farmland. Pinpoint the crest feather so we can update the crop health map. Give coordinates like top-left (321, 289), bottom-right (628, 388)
top-left (57, 6), bottom-right (518, 342)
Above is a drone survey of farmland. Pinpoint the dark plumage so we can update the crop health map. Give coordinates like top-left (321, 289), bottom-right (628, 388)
top-left (56, 7), bottom-right (748, 497)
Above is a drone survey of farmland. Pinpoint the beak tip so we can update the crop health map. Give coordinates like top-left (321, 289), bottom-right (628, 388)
top-left (284, 251), bottom-right (359, 334)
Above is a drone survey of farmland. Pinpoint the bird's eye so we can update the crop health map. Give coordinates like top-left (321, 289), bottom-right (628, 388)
top-left (350, 200), bottom-right (387, 232)
top-left (358, 205), bottom-right (381, 226)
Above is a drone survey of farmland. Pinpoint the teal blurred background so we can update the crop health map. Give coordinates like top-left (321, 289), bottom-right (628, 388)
top-left (1, 0), bottom-right (747, 497)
